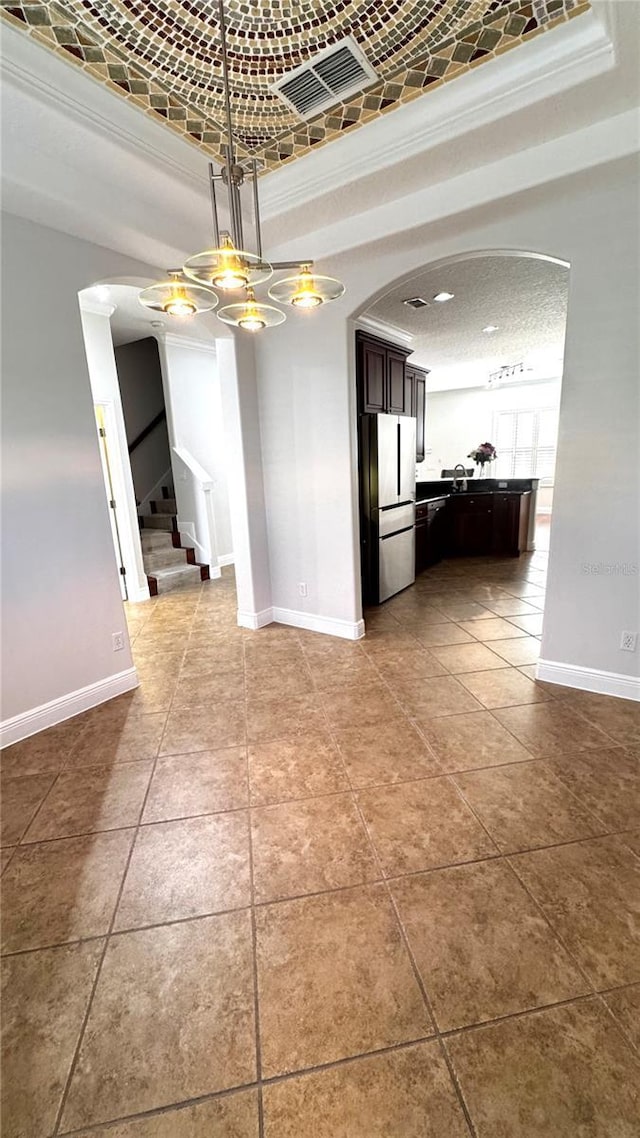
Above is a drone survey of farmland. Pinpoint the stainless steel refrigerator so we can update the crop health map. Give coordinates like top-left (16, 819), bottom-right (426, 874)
top-left (359, 414), bottom-right (416, 604)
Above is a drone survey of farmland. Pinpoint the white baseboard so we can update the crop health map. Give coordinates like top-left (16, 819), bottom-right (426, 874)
top-left (537, 659), bottom-right (640, 701)
top-left (127, 583), bottom-right (152, 603)
top-left (0, 667), bottom-right (140, 749)
top-left (218, 553), bottom-right (235, 567)
top-left (272, 607), bottom-right (366, 641)
top-left (237, 607), bottom-right (274, 630)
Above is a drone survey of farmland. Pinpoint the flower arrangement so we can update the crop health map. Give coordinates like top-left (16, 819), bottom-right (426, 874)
top-left (468, 442), bottom-right (497, 469)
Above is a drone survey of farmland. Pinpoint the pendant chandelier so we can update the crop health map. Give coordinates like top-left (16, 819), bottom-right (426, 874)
top-left (140, 0), bottom-right (345, 332)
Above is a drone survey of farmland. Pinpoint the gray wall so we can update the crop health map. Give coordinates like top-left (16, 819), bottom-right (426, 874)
top-left (114, 337), bottom-right (171, 506)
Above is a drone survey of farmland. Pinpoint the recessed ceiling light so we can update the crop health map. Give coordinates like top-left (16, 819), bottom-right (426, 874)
top-left (403, 297), bottom-right (429, 309)
top-left (433, 291), bottom-right (454, 302)
top-left (483, 324), bottom-right (499, 333)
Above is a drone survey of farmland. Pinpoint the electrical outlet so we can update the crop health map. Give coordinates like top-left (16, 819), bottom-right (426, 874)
top-left (298, 582), bottom-right (308, 598)
top-left (620, 631), bottom-right (637, 652)
top-left (112, 631), bottom-right (125, 652)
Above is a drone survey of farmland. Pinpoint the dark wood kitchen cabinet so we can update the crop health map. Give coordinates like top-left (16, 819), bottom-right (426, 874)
top-left (407, 365), bottom-right (427, 462)
top-left (492, 491), bottom-right (531, 555)
top-left (356, 331), bottom-right (412, 416)
top-left (448, 494), bottom-right (494, 556)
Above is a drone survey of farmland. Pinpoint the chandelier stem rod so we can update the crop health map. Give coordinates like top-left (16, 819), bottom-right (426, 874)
top-left (217, 0), bottom-right (235, 168)
top-left (251, 159), bottom-right (263, 260)
top-left (271, 260), bottom-right (315, 270)
top-left (208, 163), bottom-right (221, 248)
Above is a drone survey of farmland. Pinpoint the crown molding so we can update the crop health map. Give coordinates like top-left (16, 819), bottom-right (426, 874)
top-left (160, 332), bottom-right (218, 354)
top-left (355, 315), bottom-right (413, 346)
top-left (260, 8), bottom-right (615, 219)
top-left (1, 22), bottom-right (207, 191)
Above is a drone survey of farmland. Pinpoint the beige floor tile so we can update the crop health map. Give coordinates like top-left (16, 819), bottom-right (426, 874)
top-left (65, 713), bottom-right (166, 769)
top-left (61, 912), bottom-right (256, 1131)
top-left (488, 636), bottom-right (541, 665)
top-left (115, 812), bottom-right (250, 929)
top-left (494, 701), bottom-right (616, 756)
top-left (508, 613), bottom-right (544, 635)
top-left (305, 653), bottom-right (381, 691)
top-left (160, 702), bottom-right (247, 754)
top-left (483, 597), bottom-right (542, 617)
top-left (429, 642), bottom-right (507, 674)
top-left (0, 720), bottom-right (84, 778)
top-left (24, 762), bottom-right (153, 842)
top-left (255, 884), bottom-right (431, 1077)
top-left (245, 662), bottom-right (314, 699)
top-left (511, 835), bottom-right (640, 988)
top-left (334, 719), bottom-right (441, 787)
top-left (1, 829), bottom-right (134, 953)
top-left (249, 734), bottom-right (348, 805)
top-left (603, 983), bottom-right (640, 1050)
top-left (246, 694), bottom-right (327, 743)
top-left (387, 675), bottom-right (484, 719)
top-left (545, 747), bottom-right (640, 831)
top-left (561, 691), bottom-right (640, 745)
top-left (432, 600), bottom-right (494, 622)
top-left (502, 582), bottom-right (546, 599)
top-left (454, 761), bottom-right (606, 853)
top-left (1, 940), bottom-right (103, 1138)
top-left (413, 624), bottom-right (476, 648)
top-left (143, 747), bottom-right (248, 822)
top-left (446, 1000), bottom-right (640, 1137)
top-left (251, 793), bottom-right (378, 902)
top-left (392, 859), bottom-right (588, 1030)
top-left (172, 671), bottom-right (247, 707)
top-left (262, 1041), bottom-right (469, 1137)
top-left (0, 773), bottom-right (55, 845)
top-left (1, 847), bottom-right (15, 874)
top-left (71, 1090), bottom-right (260, 1137)
top-left (361, 630), bottom-right (424, 658)
top-left (458, 617), bottom-right (527, 641)
top-left (319, 684), bottom-right (404, 729)
top-left (179, 644), bottom-right (244, 678)
top-left (372, 648), bottom-right (449, 681)
top-left (621, 828), bottom-right (640, 857)
top-left (418, 711), bottom-right (533, 771)
top-left (357, 777), bottom-right (497, 875)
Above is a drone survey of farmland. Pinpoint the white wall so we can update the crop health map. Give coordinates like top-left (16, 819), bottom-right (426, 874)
top-left (0, 215), bottom-right (160, 739)
top-left (79, 302), bottom-right (150, 602)
top-left (159, 335), bottom-right (233, 562)
top-left (423, 378), bottom-right (561, 482)
top-left (253, 154), bottom-right (639, 683)
top-left (114, 337), bottom-right (171, 507)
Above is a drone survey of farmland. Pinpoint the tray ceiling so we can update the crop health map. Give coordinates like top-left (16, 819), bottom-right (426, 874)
top-left (1, 0), bottom-right (588, 171)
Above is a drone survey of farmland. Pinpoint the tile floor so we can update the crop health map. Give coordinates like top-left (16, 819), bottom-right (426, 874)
top-left (1, 547), bottom-right (640, 1137)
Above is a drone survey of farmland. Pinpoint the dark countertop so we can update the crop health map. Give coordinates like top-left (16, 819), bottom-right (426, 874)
top-left (416, 477), bottom-right (539, 502)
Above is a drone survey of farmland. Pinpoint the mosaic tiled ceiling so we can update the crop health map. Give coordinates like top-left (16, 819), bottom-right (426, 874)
top-left (2, 0), bottom-right (589, 170)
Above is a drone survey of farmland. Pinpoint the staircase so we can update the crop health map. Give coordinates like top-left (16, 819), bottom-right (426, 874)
top-left (139, 487), bottom-right (210, 595)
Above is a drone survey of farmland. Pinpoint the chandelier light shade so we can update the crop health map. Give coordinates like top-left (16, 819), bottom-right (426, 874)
top-left (138, 0), bottom-right (344, 332)
top-left (217, 287), bottom-right (286, 332)
top-left (138, 273), bottom-right (218, 317)
top-left (183, 237), bottom-right (273, 292)
top-left (268, 267), bottom-right (346, 309)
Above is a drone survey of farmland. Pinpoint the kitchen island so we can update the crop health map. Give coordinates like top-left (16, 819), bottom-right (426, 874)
top-left (415, 477), bottom-right (539, 573)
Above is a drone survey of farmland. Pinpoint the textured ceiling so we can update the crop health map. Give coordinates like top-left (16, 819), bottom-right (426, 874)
top-left (1, 0), bottom-right (588, 170)
top-left (367, 255), bottom-right (570, 381)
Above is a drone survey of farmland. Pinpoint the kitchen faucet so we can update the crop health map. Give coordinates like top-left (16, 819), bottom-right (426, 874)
top-left (452, 464), bottom-right (468, 492)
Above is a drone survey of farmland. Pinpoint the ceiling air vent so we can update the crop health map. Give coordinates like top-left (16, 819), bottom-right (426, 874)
top-left (272, 37), bottom-right (378, 120)
top-left (403, 297), bottom-right (430, 309)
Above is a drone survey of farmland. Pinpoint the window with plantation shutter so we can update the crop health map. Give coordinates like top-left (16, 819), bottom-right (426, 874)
top-left (493, 407), bottom-right (558, 484)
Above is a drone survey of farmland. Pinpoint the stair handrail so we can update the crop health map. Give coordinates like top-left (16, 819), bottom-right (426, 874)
top-left (128, 408), bottom-right (166, 455)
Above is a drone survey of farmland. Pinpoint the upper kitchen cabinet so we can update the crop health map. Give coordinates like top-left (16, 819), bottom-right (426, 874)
top-left (356, 331), bottom-right (412, 416)
top-left (406, 365), bottom-right (428, 462)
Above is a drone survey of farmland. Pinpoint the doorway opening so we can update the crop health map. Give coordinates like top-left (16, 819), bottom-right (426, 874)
top-left (354, 250), bottom-right (569, 679)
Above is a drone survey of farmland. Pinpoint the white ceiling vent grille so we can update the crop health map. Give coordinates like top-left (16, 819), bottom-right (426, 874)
top-left (271, 37), bottom-right (378, 120)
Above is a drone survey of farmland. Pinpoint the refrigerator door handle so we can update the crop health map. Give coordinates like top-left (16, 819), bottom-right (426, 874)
top-left (397, 422), bottom-right (401, 498)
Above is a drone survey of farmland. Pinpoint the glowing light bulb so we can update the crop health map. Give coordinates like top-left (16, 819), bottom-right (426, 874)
top-left (290, 269), bottom-right (323, 309)
top-left (212, 239), bottom-right (249, 290)
top-left (163, 286), bottom-right (197, 317)
top-left (238, 314), bottom-right (266, 332)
